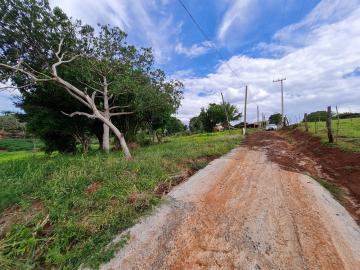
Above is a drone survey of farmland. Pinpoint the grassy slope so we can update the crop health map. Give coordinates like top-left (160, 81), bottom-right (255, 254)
top-left (298, 118), bottom-right (360, 152)
top-left (0, 130), bottom-right (244, 269)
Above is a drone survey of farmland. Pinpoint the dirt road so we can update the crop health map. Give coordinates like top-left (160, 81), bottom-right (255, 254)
top-left (101, 133), bottom-right (360, 269)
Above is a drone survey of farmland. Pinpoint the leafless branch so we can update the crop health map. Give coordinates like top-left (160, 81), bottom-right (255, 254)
top-left (22, 62), bottom-right (52, 79)
top-left (64, 87), bottom-right (91, 109)
top-left (0, 63), bottom-right (52, 82)
top-left (0, 83), bottom-right (34, 91)
top-left (109, 105), bottom-right (130, 111)
top-left (55, 38), bottom-right (64, 60)
top-left (61, 111), bottom-right (96, 119)
top-left (110, 112), bottom-right (134, 116)
top-left (76, 79), bottom-right (102, 94)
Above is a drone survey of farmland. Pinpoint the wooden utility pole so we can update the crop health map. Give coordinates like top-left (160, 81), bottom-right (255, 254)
top-left (273, 78), bottom-right (286, 127)
top-left (243, 85), bottom-right (248, 135)
top-left (257, 105), bottom-right (259, 129)
top-left (326, 106), bottom-right (334, 143)
top-left (221, 92), bottom-right (230, 130)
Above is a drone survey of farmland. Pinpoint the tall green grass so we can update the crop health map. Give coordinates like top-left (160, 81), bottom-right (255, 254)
top-left (0, 138), bottom-right (43, 152)
top-left (0, 130), bottom-right (243, 269)
top-left (298, 118), bottom-right (360, 152)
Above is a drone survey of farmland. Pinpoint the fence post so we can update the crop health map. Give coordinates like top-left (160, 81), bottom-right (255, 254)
top-left (335, 106), bottom-right (340, 143)
top-left (326, 106), bottom-right (334, 143)
top-left (304, 113), bottom-right (308, 132)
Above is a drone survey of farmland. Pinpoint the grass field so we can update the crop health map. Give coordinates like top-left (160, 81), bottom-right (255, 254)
top-left (298, 118), bottom-right (360, 152)
top-left (0, 138), bottom-right (43, 152)
top-left (0, 130), bottom-right (245, 269)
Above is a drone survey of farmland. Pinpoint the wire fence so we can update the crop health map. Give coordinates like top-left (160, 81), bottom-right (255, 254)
top-left (297, 117), bottom-right (360, 151)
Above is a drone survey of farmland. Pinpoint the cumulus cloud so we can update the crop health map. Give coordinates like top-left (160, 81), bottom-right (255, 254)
top-left (175, 41), bottom-right (213, 58)
top-left (177, 2), bottom-right (360, 124)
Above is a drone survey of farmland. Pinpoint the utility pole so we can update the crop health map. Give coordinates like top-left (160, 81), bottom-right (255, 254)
top-left (273, 78), bottom-right (286, 127)
top-left (243, 85), bottom-right (248, 135)
top-left (257, 105), bottom-right (259, 129)
top-left (221, 92), bottom-right (230, 131)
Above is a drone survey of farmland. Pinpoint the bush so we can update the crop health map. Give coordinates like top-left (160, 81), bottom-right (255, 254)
top-left (136, 130), bottom-right (152, 146)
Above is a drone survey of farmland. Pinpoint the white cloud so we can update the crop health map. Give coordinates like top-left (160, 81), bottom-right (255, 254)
top-left (49, 0), bottom-right (179, 63)
top-left (177, 3), bottom-right (360, 124)
top-left (273, 0), bottom-right (360, 45)
top-left (217, 0), bottom-right (254, 41)
top-left (175, 41), bottom-right (213, 58)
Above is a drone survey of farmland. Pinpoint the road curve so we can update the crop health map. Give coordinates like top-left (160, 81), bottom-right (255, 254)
top-left (101, 147), bottom-right (360, 270)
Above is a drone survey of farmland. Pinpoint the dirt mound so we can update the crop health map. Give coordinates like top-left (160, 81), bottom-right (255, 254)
top-left (243, 129), bottom-right (360, 223)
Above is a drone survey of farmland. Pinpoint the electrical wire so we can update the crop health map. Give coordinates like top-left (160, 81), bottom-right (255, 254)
top-left (176, 0), bottom-right (244, 85)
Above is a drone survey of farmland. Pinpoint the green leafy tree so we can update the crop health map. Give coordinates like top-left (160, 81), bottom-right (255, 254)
top-left (189, 116), bottom-right (204, 132)
top-left (269, 113), bottom-right (282, 125)
top-left (305, 111), bottom-right (328, 122)
top-left (197, 103), bottom-right (241, 132)
top-left (165, 117), bottom-right (185, 134)
top-left (0, 0), bottom-right (183, 158)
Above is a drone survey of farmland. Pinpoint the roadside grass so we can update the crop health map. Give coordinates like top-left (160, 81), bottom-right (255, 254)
top-left (0, 130), bottom-right (243, 269)
top-left (312, 176), bottom-right (342, 201)
top-left (0, 138), bottom-right (43, 152)
top-left (298, 118), bottom-right (360, 152)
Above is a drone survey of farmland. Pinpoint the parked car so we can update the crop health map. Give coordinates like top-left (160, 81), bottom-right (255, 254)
top-left (265, 124), bottom-right (278, 131)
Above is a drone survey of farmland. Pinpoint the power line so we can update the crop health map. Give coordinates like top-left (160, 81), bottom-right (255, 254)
top-left (176, 0), bottom-right (244, 83)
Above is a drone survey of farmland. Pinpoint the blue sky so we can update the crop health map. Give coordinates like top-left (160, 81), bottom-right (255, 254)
top-left (1, 0), bottom-right (360, 124)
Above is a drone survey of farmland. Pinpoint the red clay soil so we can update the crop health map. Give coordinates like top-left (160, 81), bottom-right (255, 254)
top-left (243, 129), bottom-right (360, 224)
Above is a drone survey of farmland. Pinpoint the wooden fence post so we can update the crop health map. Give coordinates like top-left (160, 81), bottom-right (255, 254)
top-left (335, 106), bottom-right (340, 143)
top-left (304, 113), bottom-right (308, 132)
top-left (326, 106), bottom-right (334, 143)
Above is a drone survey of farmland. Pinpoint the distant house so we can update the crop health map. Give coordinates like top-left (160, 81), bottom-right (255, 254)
top-left (213, 123), bottom-right (224, 132)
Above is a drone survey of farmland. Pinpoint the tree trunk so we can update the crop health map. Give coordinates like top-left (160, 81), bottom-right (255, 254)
top-left (102, 77), bottom-right (110, 153)
top-left (155, 130), bottom-right (162, 143)
top-left (102, 123), bottom-right (110, 153)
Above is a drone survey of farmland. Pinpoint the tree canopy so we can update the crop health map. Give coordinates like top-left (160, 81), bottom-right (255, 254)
top-left (269, 113), bottom-right (282, 125)
top-left (190, 102), bottom-right (241, 132)
top-left (304, 111), bottom-right (328, 122)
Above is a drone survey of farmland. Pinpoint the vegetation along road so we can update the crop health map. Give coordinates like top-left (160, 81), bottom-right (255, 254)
top-left (101, 131), bottom-right (360, 270)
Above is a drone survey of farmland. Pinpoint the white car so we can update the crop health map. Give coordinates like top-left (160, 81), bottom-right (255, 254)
top-left (265, 124), bottom-right (278, 131)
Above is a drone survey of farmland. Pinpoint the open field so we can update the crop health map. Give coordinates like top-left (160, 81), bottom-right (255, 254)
top-left (0, 130), bottom-right (245, 269)
top-left (298, 117), bottom-right (360, 152)
top-left (0, 138), bottom-right (43, 152)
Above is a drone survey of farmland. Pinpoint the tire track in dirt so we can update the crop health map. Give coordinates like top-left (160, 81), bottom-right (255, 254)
top-left (101, 146), bottom-right (360, 270)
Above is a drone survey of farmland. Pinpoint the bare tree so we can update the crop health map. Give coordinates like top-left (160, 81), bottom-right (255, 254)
top-left (0, 39), bottom-right (133, 159)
